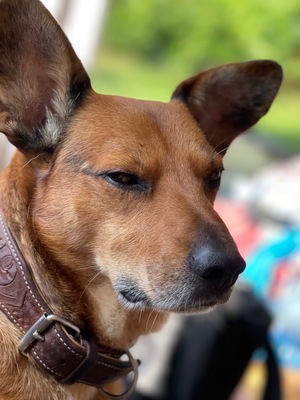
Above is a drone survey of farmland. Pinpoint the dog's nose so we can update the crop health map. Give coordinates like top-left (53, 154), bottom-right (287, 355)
top-left (188, 245), bottom-right (246, 290)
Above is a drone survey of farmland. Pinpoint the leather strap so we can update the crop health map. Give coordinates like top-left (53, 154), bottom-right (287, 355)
top-left (0, 211), bottom-right (136, 388)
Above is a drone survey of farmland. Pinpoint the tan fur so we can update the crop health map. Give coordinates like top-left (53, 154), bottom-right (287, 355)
top-left (0, 0), bottom-right (282, 399)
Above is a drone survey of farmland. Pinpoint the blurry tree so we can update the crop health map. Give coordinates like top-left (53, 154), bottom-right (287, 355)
top-left (105, 0), bottom-right (300, 83)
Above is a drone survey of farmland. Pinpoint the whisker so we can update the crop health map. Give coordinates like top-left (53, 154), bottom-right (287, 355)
top-left (21, 153), bottom-right (46, 169)
top-left (79, 271), bottom-right (101, 300)
top-left (150, 310), bottom-right (160, 332)
top-left (138, 310), bottom-right (143, 325)
top-left (214, 145), bottom-right (229, 157)
top-left (145, 309), bottom-right (155, 332)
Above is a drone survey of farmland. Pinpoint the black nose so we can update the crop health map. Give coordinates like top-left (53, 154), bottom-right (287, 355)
top-left (188, 245), bottom-right (246, 290)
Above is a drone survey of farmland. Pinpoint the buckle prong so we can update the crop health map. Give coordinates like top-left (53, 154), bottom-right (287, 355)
top-left (32, 330), bottom-right (45, 342)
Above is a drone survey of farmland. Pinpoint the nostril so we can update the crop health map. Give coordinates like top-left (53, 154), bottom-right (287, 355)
top-left (201, 266), bottom-right (224, 281)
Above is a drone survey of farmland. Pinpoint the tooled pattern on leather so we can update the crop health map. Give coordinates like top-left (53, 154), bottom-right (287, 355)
top-left (0, 212), bottom-right (130, 385)
top-left (0, 216), bottom-right (45, 327)
top-left (0, 214), bottom-right (64, 377)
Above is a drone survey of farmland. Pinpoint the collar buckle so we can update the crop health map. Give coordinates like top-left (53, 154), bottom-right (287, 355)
top-left (18, 313), bottom-right (81, 354)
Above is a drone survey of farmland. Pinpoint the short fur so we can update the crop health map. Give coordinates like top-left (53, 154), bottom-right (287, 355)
top-left (0, 0), bottom-right (282, 399)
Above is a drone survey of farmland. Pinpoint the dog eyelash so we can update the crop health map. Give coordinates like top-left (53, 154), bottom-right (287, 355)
top-left (103, 171), bottom-right (148, 192)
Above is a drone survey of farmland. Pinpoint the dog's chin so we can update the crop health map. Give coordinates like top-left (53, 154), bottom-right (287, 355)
top-left (114, 280), bottom-right (233, 314)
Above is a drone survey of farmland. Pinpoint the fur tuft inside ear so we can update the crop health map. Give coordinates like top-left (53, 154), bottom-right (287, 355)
top-left (0, 0), bottom-right (91, 153)
top-left (171, 60), bottom-right (283, 155)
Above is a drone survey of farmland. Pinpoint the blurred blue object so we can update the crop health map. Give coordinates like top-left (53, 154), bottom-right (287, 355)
top-left (243, 229), bottom-right (300, 297)
top-left (242, 228), bottom-right (300, 369)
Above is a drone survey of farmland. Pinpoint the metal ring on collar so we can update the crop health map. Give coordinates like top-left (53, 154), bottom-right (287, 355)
top-left (97, 348), bottom-right (139, 400)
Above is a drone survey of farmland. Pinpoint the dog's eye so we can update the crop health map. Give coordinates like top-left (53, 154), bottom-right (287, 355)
top-left (104, 171), bottom-right (146, 191)
top-left (208, 169), bottom-right (223, 185)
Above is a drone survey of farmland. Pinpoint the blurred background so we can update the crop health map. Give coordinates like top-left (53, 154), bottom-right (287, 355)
top-left (1, 0), bottom-right (300, 399)
top-left (94, 0), bottom-right (300, 154)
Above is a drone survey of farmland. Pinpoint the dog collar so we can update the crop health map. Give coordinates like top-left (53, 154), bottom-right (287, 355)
top-left (0, 211), bottom-right (138, 398)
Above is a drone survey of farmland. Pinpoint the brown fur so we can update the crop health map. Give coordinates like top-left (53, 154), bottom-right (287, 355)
top-left (0, 0), bottom-right (282, 399)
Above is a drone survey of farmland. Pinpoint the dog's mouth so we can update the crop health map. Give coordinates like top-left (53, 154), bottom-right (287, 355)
top-left (117, 283), bottom-right (152, 309)
top-left (114, 277), bottom-right (234, 313)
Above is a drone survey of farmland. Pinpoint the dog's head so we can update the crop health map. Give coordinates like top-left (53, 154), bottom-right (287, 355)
top-left (0, 0), bottom-right (282, 314)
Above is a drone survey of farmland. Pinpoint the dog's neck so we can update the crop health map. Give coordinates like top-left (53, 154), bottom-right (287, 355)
top-left (0, 151), bottom-right (167, 349)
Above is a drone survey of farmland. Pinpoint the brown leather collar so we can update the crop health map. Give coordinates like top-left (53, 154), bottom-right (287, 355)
top-left (0, 210), bottom-right (138, 397)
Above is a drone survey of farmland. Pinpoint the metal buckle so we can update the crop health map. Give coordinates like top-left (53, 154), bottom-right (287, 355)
top-left (18, 313), bottom-right (81, 354)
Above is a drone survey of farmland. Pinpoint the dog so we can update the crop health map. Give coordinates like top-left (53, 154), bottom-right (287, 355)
top-left (0, 0), bottom-right (282, 399)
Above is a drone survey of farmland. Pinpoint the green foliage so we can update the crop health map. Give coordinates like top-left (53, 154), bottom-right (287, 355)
top-left (92, 50), bottom-right (300, 152)
top-left (104, 0), bottom-right (300, 81)
top-left (95, 0), bottom-right (300, 150)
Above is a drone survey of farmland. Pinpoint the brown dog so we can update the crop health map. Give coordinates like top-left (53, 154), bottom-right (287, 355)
top-left (0, 0), bottom-right (282, 399)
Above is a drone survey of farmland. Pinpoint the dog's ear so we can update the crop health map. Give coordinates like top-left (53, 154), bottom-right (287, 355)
top-left (171, 60), bottom-right (282, 155)
top-left (0, 0), bottom-right (91, 153)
